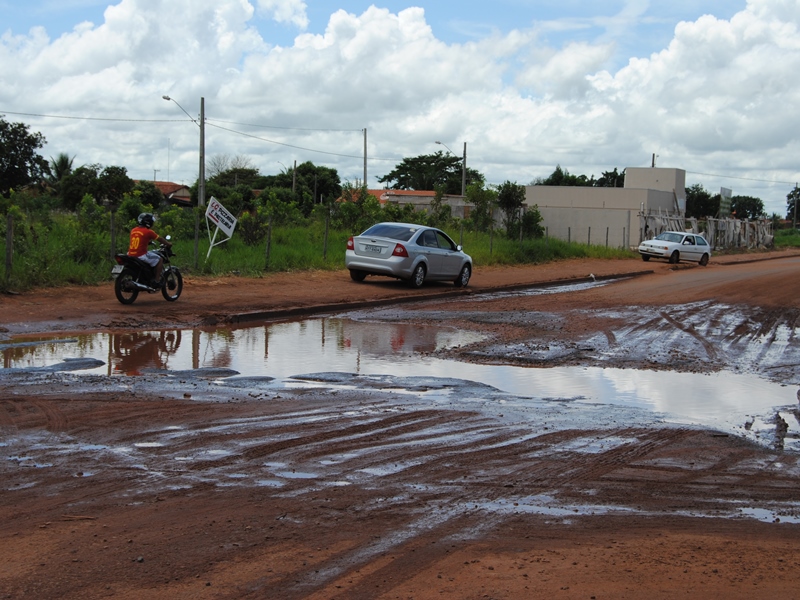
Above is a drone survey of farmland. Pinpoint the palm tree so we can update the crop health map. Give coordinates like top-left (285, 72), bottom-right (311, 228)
top-left (47, 153), bottom-right (76, 191)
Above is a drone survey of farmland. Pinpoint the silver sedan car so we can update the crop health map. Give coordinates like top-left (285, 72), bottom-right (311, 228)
top-left (638, 231), bottom-right (711, 265)
top-left (346, 222), bottom-right (472, 288)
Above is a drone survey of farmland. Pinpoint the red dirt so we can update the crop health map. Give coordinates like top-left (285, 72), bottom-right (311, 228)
top-left (3, 250), bottom-right (800, 599)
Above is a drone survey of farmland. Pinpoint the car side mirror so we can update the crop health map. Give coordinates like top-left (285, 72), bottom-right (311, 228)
top-left (456, 245), bottom-right (463, 251)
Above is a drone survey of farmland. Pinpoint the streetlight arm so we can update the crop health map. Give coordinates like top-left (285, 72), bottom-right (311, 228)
top-left (435, 140), bottom-right (454, 155)
top-left (435, 140), bottom-right (467, 196)
top-left (162, 95), bottom-right (197, 125)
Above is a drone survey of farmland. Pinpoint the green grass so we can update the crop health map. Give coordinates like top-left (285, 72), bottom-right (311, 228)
top-left (774, 229), bottom-right (800, 248)
top-left (0, 219), bottom-right (637, 292)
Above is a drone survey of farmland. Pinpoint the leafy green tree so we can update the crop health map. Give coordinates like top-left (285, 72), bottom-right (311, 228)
top-left (96, 165), bottom-right (134, 208)
top-left (331, 182), bottom-right (381, 233)
top-left (382, 201), bottom-right (418, 224)
top-left (0, 115), bottom-right (49, 197)
top-left (730, 195), bottom-right (765, 220)
top-left (532, 165), bottom-right (593, 187)
top-left (156, 205), bottom-right (195, 240)
top-left (685, 183), bottom-right (719, 218)
top-left (595, 168), bottom-right (625, 188)
top-left (465, 182), bottom-right (497, 233)
top-left (132, 180), bottom-right (166, 209)
top-left (209, 167), bottom-right (260, 189)
top-left (786, 187), bottom-right (800, 222)
top-left (377, 152), bottom-right (484, 194)
top-left (77, 195), bottom-right (108, 232)
top-left (496, 180), bottom-right (527, 237)
top-left (257, 161), bottom-right (342, 216)
top-left (60, 164), bottom-right (100, 211)
top-left (520, 205), bottom-right (545, 238)
top-left (425, 186), bottom-right (452, 229)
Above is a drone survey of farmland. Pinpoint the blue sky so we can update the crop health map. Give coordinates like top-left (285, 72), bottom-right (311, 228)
top-left (2, 0), bottom-right (798, 215)
top-left (4, 1), bottom-right (744, 67)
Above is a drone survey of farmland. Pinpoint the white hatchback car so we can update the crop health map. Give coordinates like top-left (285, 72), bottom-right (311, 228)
top-left (638, 231), bottom-right (711, 265)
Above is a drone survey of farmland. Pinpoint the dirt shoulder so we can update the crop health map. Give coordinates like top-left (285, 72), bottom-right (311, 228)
top-left (3, 250), bottom-right (800, 600)
top-left (3, 249), bottom-right (800, 336)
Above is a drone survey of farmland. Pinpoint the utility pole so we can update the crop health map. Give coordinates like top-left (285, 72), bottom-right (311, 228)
top-left (198, 97), bottom-right (206, 208)
top-left (461, 142), bottom-right (467, 197)
top-left (153, 169), bottom-right (160, 182)
top-left (363, 128), bottom-right (368, 188)
top-left (794, 183), bottom-right (798, 229)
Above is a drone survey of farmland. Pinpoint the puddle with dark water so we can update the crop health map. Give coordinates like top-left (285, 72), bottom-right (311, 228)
top-left (2, 316), bottom-right (799, 450)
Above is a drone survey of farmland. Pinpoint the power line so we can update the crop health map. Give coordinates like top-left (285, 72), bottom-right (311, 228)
top-left (207, 118), bottom-right (361, 133)
top-left (687, 170), bottom-right (797, 186)
top-left (0, 109), bottom-right (186, 123)
top-left (207, 121), bottom-right (398, 162)
top-left (1, 107), bottom-right (398, 162)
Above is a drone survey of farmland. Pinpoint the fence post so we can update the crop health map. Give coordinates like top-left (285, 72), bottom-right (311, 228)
top-left (5, 213), bottom-right (12, 287)
top-left (605, 227), bottom-right (609, 247)
top-left (568, 227), bottom-right (571, 244)
top-left (323, 204), bottom-right (330, 261)
top-left (109, 210), bottom-right (116, 260)
top-left (264, 216), bottom-right (273, 271)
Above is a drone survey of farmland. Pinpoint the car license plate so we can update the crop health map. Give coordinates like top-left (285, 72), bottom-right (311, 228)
top-left (364, 244), bottom-right (381, 254)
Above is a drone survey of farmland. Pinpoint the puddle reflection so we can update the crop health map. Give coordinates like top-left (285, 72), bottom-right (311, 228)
top-left (2, 318), bottom-right (798, 438)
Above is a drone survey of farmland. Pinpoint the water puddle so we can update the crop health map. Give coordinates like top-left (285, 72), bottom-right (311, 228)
top-left (2, 316), bottom-right (799, 450)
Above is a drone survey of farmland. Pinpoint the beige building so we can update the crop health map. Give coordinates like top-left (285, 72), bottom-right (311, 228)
top-left (525, 168), bottom-right (686, 249)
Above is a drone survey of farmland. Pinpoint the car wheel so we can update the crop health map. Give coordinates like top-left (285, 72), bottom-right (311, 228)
top-left (454, 264), bottom-right (471, 288)
top-left (699, 253), bottom-right (709, 266)
top-left (669, 251), bottom-right (680, 264)
top-left (349, 269), bottom-right (367, 282)
top-left (408, 263), bottom-right (426, 288)
top-left (641, 254), bottom-right (650, 262)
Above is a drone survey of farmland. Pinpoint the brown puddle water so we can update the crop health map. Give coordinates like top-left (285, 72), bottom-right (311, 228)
top-left (2, 317), bottom-right (799, 451)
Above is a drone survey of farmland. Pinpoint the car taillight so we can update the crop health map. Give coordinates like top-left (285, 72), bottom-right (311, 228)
top-left (346, 237), bottom-right (354, 250)
top-left (393, 243), bottom-right (408, 257)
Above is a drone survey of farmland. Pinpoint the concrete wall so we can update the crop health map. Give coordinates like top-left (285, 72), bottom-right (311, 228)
top-left (525, 186), bottom-right (679, 248)
top-left (624, 168), bottom-right (686, 213)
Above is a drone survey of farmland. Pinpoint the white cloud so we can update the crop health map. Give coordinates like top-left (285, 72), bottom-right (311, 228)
top-left (0, 0), bottom-right (799, 214)
top-left (257, 0), bottom-right (308, 29)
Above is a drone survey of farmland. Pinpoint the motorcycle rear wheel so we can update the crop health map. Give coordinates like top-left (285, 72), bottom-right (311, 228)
top-left (161, 267), bottom-right (183, 302)
top-left (114, 269), bottom-right (139, 304)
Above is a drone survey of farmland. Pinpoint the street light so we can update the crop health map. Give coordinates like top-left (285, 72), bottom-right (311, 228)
top-left (162, 95), bottom-right (205, 209)
top-left (435, 140), bottom-right (467, 197)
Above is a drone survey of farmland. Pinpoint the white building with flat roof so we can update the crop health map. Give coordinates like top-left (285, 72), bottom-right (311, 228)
top-left (525, 168), bottom-right (686, 249)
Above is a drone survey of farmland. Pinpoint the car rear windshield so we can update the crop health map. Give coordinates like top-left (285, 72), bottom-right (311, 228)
top-left (362, 224), bottom-right (417, 242)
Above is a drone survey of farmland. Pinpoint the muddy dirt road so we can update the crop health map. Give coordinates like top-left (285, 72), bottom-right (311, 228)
top-left (3, 252), bottom-right (800, 599)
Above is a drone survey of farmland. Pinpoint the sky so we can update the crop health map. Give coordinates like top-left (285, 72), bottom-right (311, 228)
top-left (1, 0), bottom-right (799, 215)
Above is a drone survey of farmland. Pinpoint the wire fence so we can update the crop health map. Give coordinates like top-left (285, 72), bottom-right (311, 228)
top-left (639, 210), bottom-right (774, 250)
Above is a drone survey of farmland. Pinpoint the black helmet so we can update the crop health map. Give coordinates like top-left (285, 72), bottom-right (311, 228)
top-left (137, 213), bottom-right (155, 228)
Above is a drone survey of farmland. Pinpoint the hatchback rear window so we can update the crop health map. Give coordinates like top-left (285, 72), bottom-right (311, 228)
top-left (362, 224), bottom-right (417, 241)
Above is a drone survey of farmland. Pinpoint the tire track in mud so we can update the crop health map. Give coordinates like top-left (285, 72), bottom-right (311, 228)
top-left (0, 399), bottom-right (69, 432)
top-left (258, 511), bottom-right (488, 600)
top-left (658, 310), bottom-right (719, 360)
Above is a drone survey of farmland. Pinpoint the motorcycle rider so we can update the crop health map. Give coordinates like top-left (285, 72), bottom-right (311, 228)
top-left (127, 213), bottom-right (172, 287)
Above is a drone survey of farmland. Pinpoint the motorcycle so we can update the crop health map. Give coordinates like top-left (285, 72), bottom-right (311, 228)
top-left (111, 237), bottom-right (183, 304)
